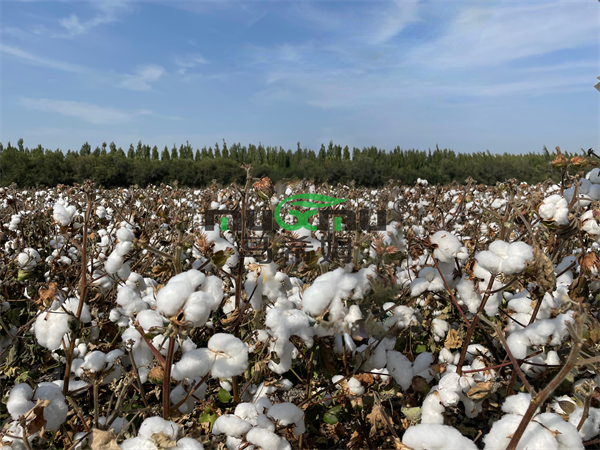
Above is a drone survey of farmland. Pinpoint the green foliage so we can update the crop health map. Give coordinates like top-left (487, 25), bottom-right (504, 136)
top-left (0, 138), bottom-right (576, 188)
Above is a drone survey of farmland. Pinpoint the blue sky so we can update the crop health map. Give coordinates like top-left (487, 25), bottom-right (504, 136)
top-left (1, 0), bottom-right (599, 155)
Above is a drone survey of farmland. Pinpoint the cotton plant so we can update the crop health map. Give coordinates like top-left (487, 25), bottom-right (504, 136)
top-left (483, 393), bottom-right (583, 450)
top-left (105, 223), bottom-right (136, 275)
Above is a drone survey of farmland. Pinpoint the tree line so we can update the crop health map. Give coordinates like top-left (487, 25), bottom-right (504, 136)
top-left (0, 138), bottom-right (577, 188)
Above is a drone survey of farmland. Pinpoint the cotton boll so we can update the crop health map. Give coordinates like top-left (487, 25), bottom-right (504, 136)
top-left (171, 348), bottom-right (214, 381)
top-left (156, 281), bottom-right (194, 317)
top-left (105, 252), bottom-right (124, 274)
top-left (430, 231), bottom-right (462, 263)
top-left (267, 402), bottom-right (305, 436)
top-left (432, 319), bottom-right (449, 342)
top-left (476, 251), bottom-right (502, 274)
top-left (116, 227), bottom-right (135, 243)
top-left (170, 384), bottom-right (196, 414)
top-left (386, 350), bottom-right (413, 390)
top-left (81, 351), bottom-right (107, 373)
top-left (170, 270), bottom-right (206, 290)
top-left (118, 262), bottom-right (131, 279)
top-left (116, 286), bottom-right (148, 317)
top-left (17, 248), bottom-right (40, 271)
top-left (114, 241), bottom-right (133, 257)
top-left (175, 438), bottom-right (205, 450)
top-left (119, 436), bottom-right (157, 449)
top-left (208, 333), bottom-right (249, 378)
top-left (421, 391), bottom-right (446, 424)
top-left (347, 377), bottom-right (365, 395)
top-left (137, 309), bottom-right (166, 332)
top-left (34, 307), bottom-right (70, 351)
top-left (183, 292), bottom-right (212, 326)
top-left (33, 383), bottom-right (68, 431)
top-left (213, 415), bottom-right (253, 437)
top-left (200, 276), bottom-right (225, 310)
top-left (138, 416), bottom-right (180, 441)
top-left (502, 393), bottom-right (534, 416)
top-left (402, 424), bottom-right (478, 450)
top-left (53, 203), bottom-right (74, 226)
top-left (246, 427), bottom-right (289, 450)
top-left (7, 384), bottom-right (35, 419)
top-left (489, 240), bottom-right (510, 259)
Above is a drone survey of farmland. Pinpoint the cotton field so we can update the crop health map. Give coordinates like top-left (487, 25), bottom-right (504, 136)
top-left (2, 160), bottom-right (600, 450)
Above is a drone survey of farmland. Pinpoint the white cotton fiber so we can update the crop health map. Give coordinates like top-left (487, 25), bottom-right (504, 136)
top-left (81, 351), bottom-right (107, 373)
top-left (183, 291), bottom-right (212, 326)
top-left (200, 276), bottom-right (224, 310)
top-left (33, 382), bottom-right (68, 431)
top-left (386, 350), bottom-right (413, 390)
top-left (105, 252), bottom-right (124, 274)
top-left (156, 281), bottom-right (194, 317)
top-left (114, 241), bottom-right (132, 257)
top-left (7, 384), bottom-right (35, 419)
top-left (208, 333), bottom-right (249, 378)
top-left (476, 251), bottom-right (502, 274)
top-left (175, 438), bottom-right (205, 450)
top-left (430, 231), bottom-right (462, 263)
top-left (138, 416), bottom-right (179, 440)
top-left (116, 286), bottom-right (148, 317)
top-left (171, 348), bottom-right (214, 381)
top-left (402, 424), bottom-right (478, 450)
top-left (267, 402), bottom-right (305, 436)
top-left (170, 270), bottom-right (206, 290)
top-left (246, 427), bottom-right (289, 450)
top-left (35, 309), bottom-right (70, 351)
top-left (116, 227), bottom-right (135, 243)
top-left (137, 309), bottom-right (166, 331)
top-left (347, 377), bottom-right (365, 395)
top-left (53, 203), bottom-right (76, 226)
top-left (213, 415), bottom-right (253, 437)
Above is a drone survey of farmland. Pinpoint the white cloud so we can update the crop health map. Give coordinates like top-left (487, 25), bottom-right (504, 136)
top-left (0, 45), bottom-right (90, 73)
top-left (175, 54), bottom-right (208, 68)
top-left (407, 2), bottom-right (598, 68)
top-left (368, 0), bottom-right (421, 45)
top-left (58, 1), bottom-right (132, 37)
top-left (20, 98), bottom-right (151, 125)
top-left (118, 65), bottom-right (166, 91)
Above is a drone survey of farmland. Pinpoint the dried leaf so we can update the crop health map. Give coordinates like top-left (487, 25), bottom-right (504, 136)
top-left (526, 247), bottom-right (556, 293)
top-left (366, 404), bottom-right (388, 436)
top-left (394, 437), bottom-right (412, 449)
top-left (580, 252), bottom-right (600, 275)
top-left (24, 399), bottom-right (49, 435)
top-left (557, 400), bottom-right (576, 414)
top-left (37, 283), bottom-right (59, 305)
top-left (89, 428), bottom-right (120, 450)
top-left (347, 430), bottom-right (364, 449)
top-left (467, 381), bottom-right (495, 400)
top-left (152, 431), bottom-right (178, 449)
top-left (552, 146), bottom-right (568, 169)
top-left (444, 329), bottom-right (462, 349)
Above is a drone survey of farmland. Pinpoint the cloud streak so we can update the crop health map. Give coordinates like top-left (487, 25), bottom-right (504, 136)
top-left (1, 45), bottom-right (90, 73)
top-left (20, 98), bottom-right (152, 125)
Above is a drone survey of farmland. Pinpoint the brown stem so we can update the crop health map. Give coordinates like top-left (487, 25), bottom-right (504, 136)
top-left (506, 311), bottom-right (585, 450)
top-left (432, 257), bottom-right (470, 325)
top-left (479, 314), bottom-right (534, 395)
top-left (162, 334), bottom-right (176, 419)
top-left (457, 275), bottom-right (496, 375)
top-left (63, 193), bottom-right (92, 397)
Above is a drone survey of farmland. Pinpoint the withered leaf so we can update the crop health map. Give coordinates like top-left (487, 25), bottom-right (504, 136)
top-left (467, 381), bottom-right (495, 400)
top-left (151, 431), bottom-right (178, 449)
top-left (89, 428), bottom-right (120, 450)
top-left (526, 247), bottom-right (556, 293)
top-left (366, 404), bottom-right (388, 436)
top-left (444, 329), bottom-right (463, 350)
top-left (24, 399), bottom-right (49, 435)
top-left (557, 400), bottom-right (576, 414)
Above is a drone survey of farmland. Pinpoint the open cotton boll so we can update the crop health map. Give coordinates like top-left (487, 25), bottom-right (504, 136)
top-left (384, 305), bottom-right (417, 330)
top-left (410, 267), bottom-right (445, 297)
top-left (81, 351), bottom-right (108, 373)
top-left (105, 252), bottom-right (124, 274)
top-left (430, 231), bottom-right (462, 263)
top-left (200, 276), bottom-right (225, 310)
top-left (432, 319), bottom-right (449, 342)
top-left (267, 403), bottom-right (305, 436)
top-left (183, 291), bottom-right (213, 326)
top-left (156, 281), bottom-right (194, 317)
top-left (114, 241), bottom-right (133, 257)
top-left (116, 286), bottom-right (148, 317)
top-left (7, 384), bottom-right (35, 419)
top-left (17, 248), bottom-right (41, 271)
top-left (347, 377), bottom-right (365, 395)
top-left (31, 382), bottom-right (68, 431)
top-left (175, 438), bottom-right (205, 450)
top-left (171, 348), bottom-right (214, 381)
top-left (116, 227), bottom-right (135, 243)
top-left (34, 307), bottom-right (71, 351)
top-left (208, 333), bottom-right (249, 378)
top-left (402, 424), bottom-right (478, 450)
top-left (246, 427), bottom-right (290, 450)
top-left (53, 203), bottom-right (76, 226)
top-left (476, 251), bottom-right (502, 274)
top-left (137, 309), bottom-right (166, 331)
top-left (213, 415), bottom-right (253, 437)
top-left (170, 270), bottom-right (206, 290)
top-left (386, 351), bottom-right (414, 390)
top-left (139, 416), bottom-right (180, 441)
top-left (119, 436), bottom-right (158, 449)
top-left (152, 336), bottom-right (178, 356)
